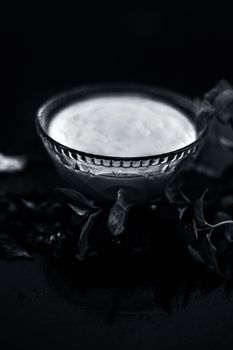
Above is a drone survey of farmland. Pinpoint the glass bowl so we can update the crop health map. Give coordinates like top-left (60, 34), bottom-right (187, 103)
top-left (36, 84), bottom-right (208, 205)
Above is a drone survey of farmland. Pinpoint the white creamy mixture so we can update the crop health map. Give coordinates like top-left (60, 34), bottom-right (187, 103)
top-left (48, 95), bottom-right (196, 157)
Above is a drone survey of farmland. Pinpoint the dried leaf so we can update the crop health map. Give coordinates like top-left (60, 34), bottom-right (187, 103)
top-left (107, 189), bottom-right (131, 237)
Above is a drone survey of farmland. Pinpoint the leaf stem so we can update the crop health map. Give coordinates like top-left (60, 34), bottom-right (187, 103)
top-left (197, 220), bottom-right (233, 231)
top-left (209, 220), bottom-right (233, 229)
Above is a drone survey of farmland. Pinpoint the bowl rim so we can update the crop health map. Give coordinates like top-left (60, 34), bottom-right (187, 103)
top-left (36, 83), bottom-right (208, 162)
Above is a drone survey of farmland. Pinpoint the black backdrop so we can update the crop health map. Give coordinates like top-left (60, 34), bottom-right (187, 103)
top-left (2, 1), bottom-right (233, 153)
top-left (2, 3), bottom-right (233, 349)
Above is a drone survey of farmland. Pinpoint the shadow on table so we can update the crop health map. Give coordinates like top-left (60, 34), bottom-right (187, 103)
top-left (43, 233), bottom-right (233, 323)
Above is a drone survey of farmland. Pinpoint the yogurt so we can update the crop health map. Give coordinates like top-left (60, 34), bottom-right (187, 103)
top-left (48, 95), bottom-right (196, 157)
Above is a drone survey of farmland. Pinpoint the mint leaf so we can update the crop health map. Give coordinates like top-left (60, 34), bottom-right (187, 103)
top-left (107, 189), bottom-right (131, 237)
top-left (193, 189), bottom-right (209, 227)
top-left (76, 211), bottom-right (101, 260)
top-left (56, 187), bottom-right (100, 212)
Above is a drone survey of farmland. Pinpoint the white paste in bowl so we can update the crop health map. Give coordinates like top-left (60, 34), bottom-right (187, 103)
top-left (48, 95), bottom-right (196, 157)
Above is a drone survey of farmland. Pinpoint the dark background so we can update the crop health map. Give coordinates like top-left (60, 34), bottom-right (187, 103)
top-left (2, 0), bottom-right (233, 154)
top-left (1, 2), bottom-right (233, 350)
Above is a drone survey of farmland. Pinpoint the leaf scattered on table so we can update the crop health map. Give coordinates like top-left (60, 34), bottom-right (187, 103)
top-left (0, 153), bottom-right (27, 173)
top-left (204, 79), bottom-right (231, 102)
top-left (200, 233), bottom-right (222, 274)
top-left (195, 99), bottom-right (215, 132)
top-left (209, 211), bottom-right (233, 257)
top-left (56, 187), bottom-right (100, 212)
top-left (0, 233), bottom-right (31, 260)
top-left (107, 189), bottom-right (131, 237)
top-left (187, 245), bottom-right (204, 264)
top-left (76, 211), bottom-right (101, 261)
top-left (193, 189), bottom-right (209, 228)
top-left (68, 203), bottom-right (89, 217)
top-left (204, 79), bottom-right (233, 125)
top-left (183, 219), bottom-right (198, 244)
